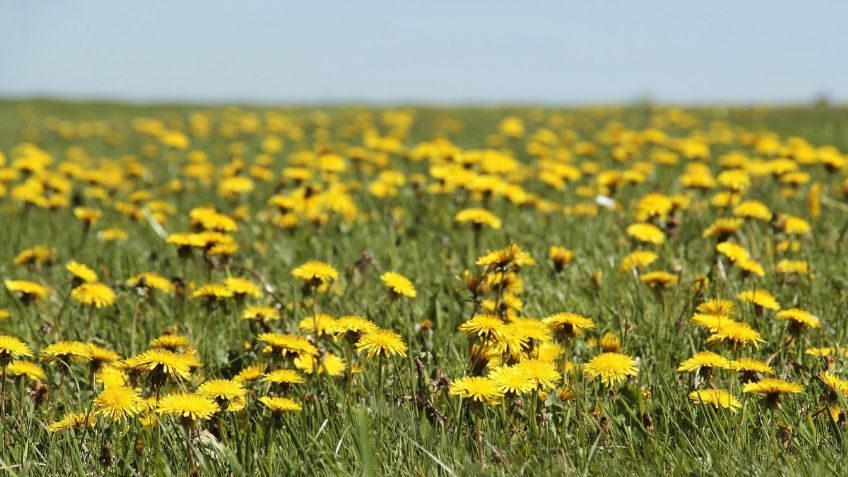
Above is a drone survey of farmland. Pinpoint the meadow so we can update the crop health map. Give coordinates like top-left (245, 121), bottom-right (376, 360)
top-left (0, 99), bottom-right (847, 475)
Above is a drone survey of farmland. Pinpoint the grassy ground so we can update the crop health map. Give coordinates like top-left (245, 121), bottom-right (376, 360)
top-left (0, 100), bottom-right (847, 475)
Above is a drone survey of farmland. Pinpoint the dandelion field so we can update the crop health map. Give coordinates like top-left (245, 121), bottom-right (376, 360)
top-left (1, 100), bottom-right (848, 475)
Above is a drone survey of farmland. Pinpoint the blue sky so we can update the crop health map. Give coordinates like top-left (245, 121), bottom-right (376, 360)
top-left (1, 1), bottom-right (845, 104)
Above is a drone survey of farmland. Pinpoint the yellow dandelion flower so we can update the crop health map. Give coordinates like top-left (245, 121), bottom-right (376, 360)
top-left (775, 308), bottom-right (820, 328)
top-left (729, 358), bottom-right (774, 375)
top-left (583, 352), bottom-right (638, 387)
top-left (732, 200), bottom-right (773, 221)
top-left (294, 353), bottom-right (349, 376)
top-left (192, 283), bottom-right (234, 300)
top-left (4, 360), bottom-right (45, 382)
top-left (455, 208), bottom-right (502, 229)
top-left (233, 364), bottom-right (266, 383)
top-left (618, 250), bottom-right (658, 273)
top-left (488, 365), bottom-right (535, 395)
top-left (640, 271), bottom-right (679, 288)
top-left (124, 349), bottom-right (193, 382)
top-left (71, 282), bottom-right (116, 308)
top-left (257, 333), bottom-right (318, 357)
top-left (380, 272), bottom-right (417, 298)
top-left (677, 351), bottom-right (731, 372)
top-left (329, 315), bottom-right (379, 338)
top-left (702, 218), bottom-right (745, 239)
top-left (66, 261), bottom-right (99, 283)
top-left (298, 313), bottom-right (337, 336)
top-left (156, 393), bottom-right (219, 420)
top-left (242, 306), bottom-right (281, 323)
top-left (291, 261), bottom-right (339, 285)
top-left (262, 369), bottom-right (305, 385)
top-left (819, 372), bottom-right (848, 396)
top-left (689, 389), bottom-right (741, 411)
top-left (458, 314), bottom-right (506, 340)
top-left (93, 386), bottom-right (145, 422)
top-left (355, 329), bottom-right (407, 358)
top-left (697, 299), bottom-right (737, 317)
top-left (449, 376), bottom-right (503, 405)
top-left (40, 341), bottom-right (92, 364)
top-left (743, 378), bottom-right (803, 396)
top-left (542, 312), bottom-right (596, 337)
top-left (126, 272), bottom-right (174, 293)
top-left (737, 289), bottom-right (780, 311)
top-left (48, 412), bottom-right (95, 433)
top-left (707, 321), bottom-right (765, 348)
top-left (476, 243), bottom-right (535, 269)
top-left (259, 396), bottom-right (302, 413)
top-left (149, 335), bottom-right (192, 351)
top-left (549, 246), bottom-right (574, 271)
top-left (4, 280), bottom-right (50, 301)
top-left (514, 359), bottom-right (562, 391)
top-left (626, 223), bottom-right (665, 245)
top-left (0, 336), bottom-right (33, 364)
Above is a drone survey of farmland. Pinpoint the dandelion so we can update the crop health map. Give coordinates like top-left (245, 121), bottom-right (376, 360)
top-left (5, 360), bottom-right (46, 383)
top-left (0, 336), bottom-right (33, 365)
top-left (48, 412), bottom-right (95, 433)
top-left (380, 272), bottom-right (417, 298)
top-left (583, 352), bottom-right (638, 388)
top-left (355, 329), bottom-right (407, 358)
top-left (262, 369), bottom-right (305, 386)
top-left (40, 341), bottom-right (92, 364)
top-left (514, 359), bottom-right (562, 391)
top-left (549, 246), bottom-right (574, 272)
top-left (298, 313), bottom-right (337, 336)
top-left (743, 378), bottom-right (803, 405)
top-left (707, 321), bottom-right (765, 348)
top-left (242, 306), bottom-right (281, 326)
top-left (737, 289), bottom-right (780, 312)
top-left (455, 207), bottom-right (502, 230)
top-left (702, 218), bottom-right (745, 239)
top-left (618, 250), bottom-right (657, 273)
top-left (677, 351), bottom-right (731, 373)
top-left (689, 389), bottom-right (742, 411)
top-left (640, 271), bottom-right (679, 288)
top-left (488, 365), bottom-right (535, 396)
top-left (476, 243), bottom-right (535, 270)
top-left (259, 396), bottom-right (302, 413)
top-left (819, 372), bottom-right (848, 398)
top-left (192, 283), bottom-right (234, 301)
top-left (294, 353), bottom-right (349, 376)
top-left (93, 386), bottom-right (145, 422)
top-left (224, 277), bottom-right (262, 298)
top-left (197, 379), bottom-right (247, 411)
top-left (258, 333), bottom-right (318, 358)
top-left (291, 261), bottom-right (338, 287)
top-left (729, 358), bottom-right (774, 378)
top-left (156, 392), bottom-right (219, 420)
top-left (542, 312), bottom-right (596, 339)
top-left (66, 261), bottom-right (98, 284)
top-left (149, 335), bottom-right (192, 351)
top-left (4, 280), bottom-right (49, 303)
top-left (124, 349), bottom-right (193, 389)
top-left (625, 223), bottom-right (665, 245)
top-left (459, 314), bottom-right (507, 341)
top-left (775, 308), bottom-right (820, 329)
top-left (71, 282), bottom-right (116, 308)
top-left (329, 315), bottom-right (379, 340)
top-left (233, 364), bottom-right (266, 384)
top-left (449, 376), bottom-right (504, 405)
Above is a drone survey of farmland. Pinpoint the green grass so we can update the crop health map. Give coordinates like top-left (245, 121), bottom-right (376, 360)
top-left (0, 99), bottom-right (847, 475)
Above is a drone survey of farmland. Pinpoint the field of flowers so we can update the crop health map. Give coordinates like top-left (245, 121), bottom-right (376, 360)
top-left (0, 100), bottom-right (847, 475)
